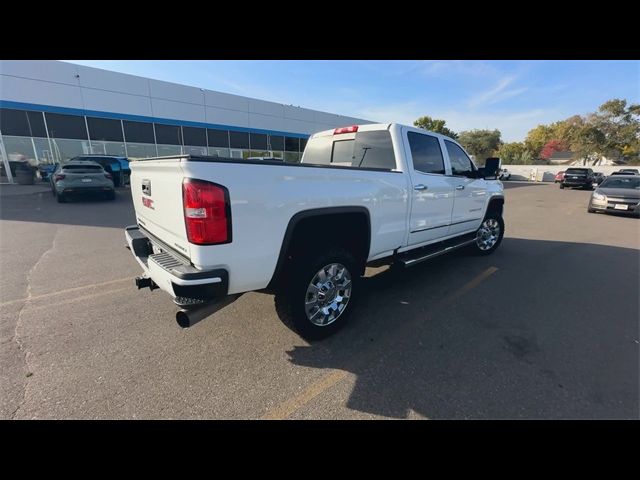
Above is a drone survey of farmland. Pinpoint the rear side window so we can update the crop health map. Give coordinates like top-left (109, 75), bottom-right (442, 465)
top-left (301, 130), bottom-right (395, 170)
top-left (407, 132), bottom-right (445, 175)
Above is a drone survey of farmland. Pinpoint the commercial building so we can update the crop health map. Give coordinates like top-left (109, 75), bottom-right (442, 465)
top-left (0, 60), bottom-right (369, 182)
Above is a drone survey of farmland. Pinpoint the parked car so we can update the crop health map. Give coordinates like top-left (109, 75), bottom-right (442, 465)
top-left (559, 168), bottom-right (594, 190)
top-left (554, 171), bottom-right (565, 183)
top-left (37, 163), bottom-right (57, 182)
top-left (116, 157), bottom-right (131, 186)
top-left (618, 168), bottom-right (639, 174)
top-left (125, 123), bottom-right (505, 340)
top-left (592, 172), bottom-right (606, 187)
top-left (610, 171), bottom-right (638, 176)
top-left (70, 155), bottom-right (128, 187)
top-left (498, 168), bottom-right (511, 180)
top-left (588, 175), bottom-right (640, 216)
top-left (50, 160), bottom-right (115, 203)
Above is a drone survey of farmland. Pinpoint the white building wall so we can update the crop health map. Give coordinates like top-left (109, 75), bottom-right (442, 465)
top-left (0, 60), bottom-right (371, 136)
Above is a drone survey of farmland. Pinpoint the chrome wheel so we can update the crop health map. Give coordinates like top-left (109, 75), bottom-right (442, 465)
top-left (304, 263), bottom-right (352, 326)
top-left (476, 218), bottom-right (501, 251)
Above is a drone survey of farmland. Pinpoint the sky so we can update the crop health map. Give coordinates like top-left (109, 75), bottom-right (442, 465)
top-left (67, 60), bottom-right (639, 142)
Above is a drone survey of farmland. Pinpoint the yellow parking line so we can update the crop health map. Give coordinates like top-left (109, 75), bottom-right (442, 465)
top-left (20, 286), bottom-right (131, 313)
top-left (261, 370), bottom-right (349, 420)
top-left (0, 277), bottom-right (132, 308)
top-left (260, 266), bottom-right (499, 420)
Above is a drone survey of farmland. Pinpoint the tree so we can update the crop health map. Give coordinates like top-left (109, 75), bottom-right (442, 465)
top-left (496, 142), bottom-right (536, 165)
top-left (593, 99), bottom-right (639, 161)
top-left (524, 124), bottom-right (555, 157)
top-left (457, 129), bottom-right (502, 164)
top-left (413, 116), bottom-right (458, 139)
top-left (540, 139), bottom-right (569, 160)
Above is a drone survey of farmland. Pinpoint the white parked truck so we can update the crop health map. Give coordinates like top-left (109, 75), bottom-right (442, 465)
top-left (125, 123), bottom-right (505, 339)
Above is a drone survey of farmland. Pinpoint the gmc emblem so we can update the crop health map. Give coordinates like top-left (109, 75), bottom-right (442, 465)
top-left (142, 197), bottom-right (154, 210)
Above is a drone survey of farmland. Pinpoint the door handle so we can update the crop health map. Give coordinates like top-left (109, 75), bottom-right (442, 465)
top-left (414, 184), bottom-right (427, 191)
top-left (456, 185), bottom-right (465, 190)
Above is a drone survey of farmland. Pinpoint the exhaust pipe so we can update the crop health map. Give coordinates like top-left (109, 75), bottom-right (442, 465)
top-left (176, 294), bottom-right (242, 328)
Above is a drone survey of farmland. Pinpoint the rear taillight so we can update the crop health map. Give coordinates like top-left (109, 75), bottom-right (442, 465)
top-left (105, 173), bottom-right (113, 180)
top-left (334, 125), bottom-right (358, 134)
top-left (54, 174), bottom-right (66, 181)
top-left (182, 178), bottom-right (231, 245)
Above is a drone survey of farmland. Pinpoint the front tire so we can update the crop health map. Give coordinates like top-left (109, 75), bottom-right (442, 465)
top-left (468, 213), bottom-right (504, 256)
top-left (559, 183), bottom-right (565, 189)
top-left (56, 192), bottom-right (67, 203)
top-left (274, 248), bottom-right (360, 340)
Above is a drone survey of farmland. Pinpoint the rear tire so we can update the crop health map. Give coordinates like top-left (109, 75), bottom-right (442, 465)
top-left (559, 183), bottom-right (565, 189)
top-left (106, 190), bottom-right (116, 201)
top-left (588, 208), bottom-right (596, 213)
top-left (56, 192), bottom-right (67, 203)
top-left (274, 247), bottom-right (360, 340)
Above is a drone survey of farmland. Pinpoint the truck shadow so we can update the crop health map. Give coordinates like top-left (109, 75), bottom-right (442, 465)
top-left (502, 182), bottom-right (547, 189)
top-left (284, 238), bottom-right (639, 419)
top-left (0, 188), bottom-right (136, 229)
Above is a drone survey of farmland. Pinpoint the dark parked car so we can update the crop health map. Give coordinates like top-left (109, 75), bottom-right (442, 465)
top-left (618, 168), bottom-right (639, 174)
top-left (69, 155), bottom-right (129, 187)
top-left (588, 175), bottom-right (640, 216)
top-left (559, 167), bottom-right (594, 190)
top-left (610, 171), bottom-right (638, 176)
top-left (592, 172), bottom-right (606, 186)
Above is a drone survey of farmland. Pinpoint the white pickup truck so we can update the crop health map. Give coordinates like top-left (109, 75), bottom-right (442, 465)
top-left (125, 123), bottom-right (505, 339)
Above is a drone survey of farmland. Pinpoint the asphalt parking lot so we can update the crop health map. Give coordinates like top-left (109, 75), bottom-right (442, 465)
top-left (1, 181), bottom-right (638, 419)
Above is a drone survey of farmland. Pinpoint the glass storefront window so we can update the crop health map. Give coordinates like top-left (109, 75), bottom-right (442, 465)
top-left (33, 138), bottom-right (54, 164)
top-left (208, 147), bottom-right (229, 157)
top-left (2, 135), bottom-right (37, 166)
top-left (156, 144), bottom-right (182, 157)
top-left (126, 143), bottom-right (157, 159)
top-left (284, 151), bottom-right (301, 163)
top-left (90, 141), bottom-right (126, 157)
top-left (49, 138), bottom-right (92, 163)
top-left (249, 150), bottom-right (271, 158)
top-left (272, 151), bottom-right (284, 159)
top-left (184, 145), bottom-right (207, 156)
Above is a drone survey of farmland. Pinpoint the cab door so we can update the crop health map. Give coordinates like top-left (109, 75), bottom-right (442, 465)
top-left (404, 129), bottom-right (455, 246)
top-left (442, 140), bottom-right (487, 236)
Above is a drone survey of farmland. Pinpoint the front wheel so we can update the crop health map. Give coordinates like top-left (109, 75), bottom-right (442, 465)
top-left (467, 214), bottom-right (504, 256)
top-left (275, 248), bottom-right (359, 340)
top-left (559, 183), bottom-right (565, 189)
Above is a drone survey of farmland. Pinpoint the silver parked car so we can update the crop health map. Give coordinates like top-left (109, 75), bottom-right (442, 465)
top-left (50, 160), bottom-right (115, 203)
top-left (588, 175), bottom-right (640, 216)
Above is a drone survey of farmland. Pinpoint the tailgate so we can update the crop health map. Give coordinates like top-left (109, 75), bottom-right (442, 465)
top-left (129, 158), bottom-right (191, 259)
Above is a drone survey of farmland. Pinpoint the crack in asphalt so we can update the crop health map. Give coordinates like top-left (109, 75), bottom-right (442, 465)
top-left (10, 227), bottom-right (61, 419)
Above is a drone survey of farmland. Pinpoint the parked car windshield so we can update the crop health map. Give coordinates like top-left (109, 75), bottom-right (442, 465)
top-left (565, 168), bottom-right (588, 174)
top-left (599, 177), bottom-right (640, 189)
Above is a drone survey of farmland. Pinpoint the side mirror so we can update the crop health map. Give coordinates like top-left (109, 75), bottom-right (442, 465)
top-left (483, 157), bottom-right (501, 180)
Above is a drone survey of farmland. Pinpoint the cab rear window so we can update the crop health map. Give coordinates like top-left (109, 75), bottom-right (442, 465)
top-left (301, 131), bottom-right (396, 170)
